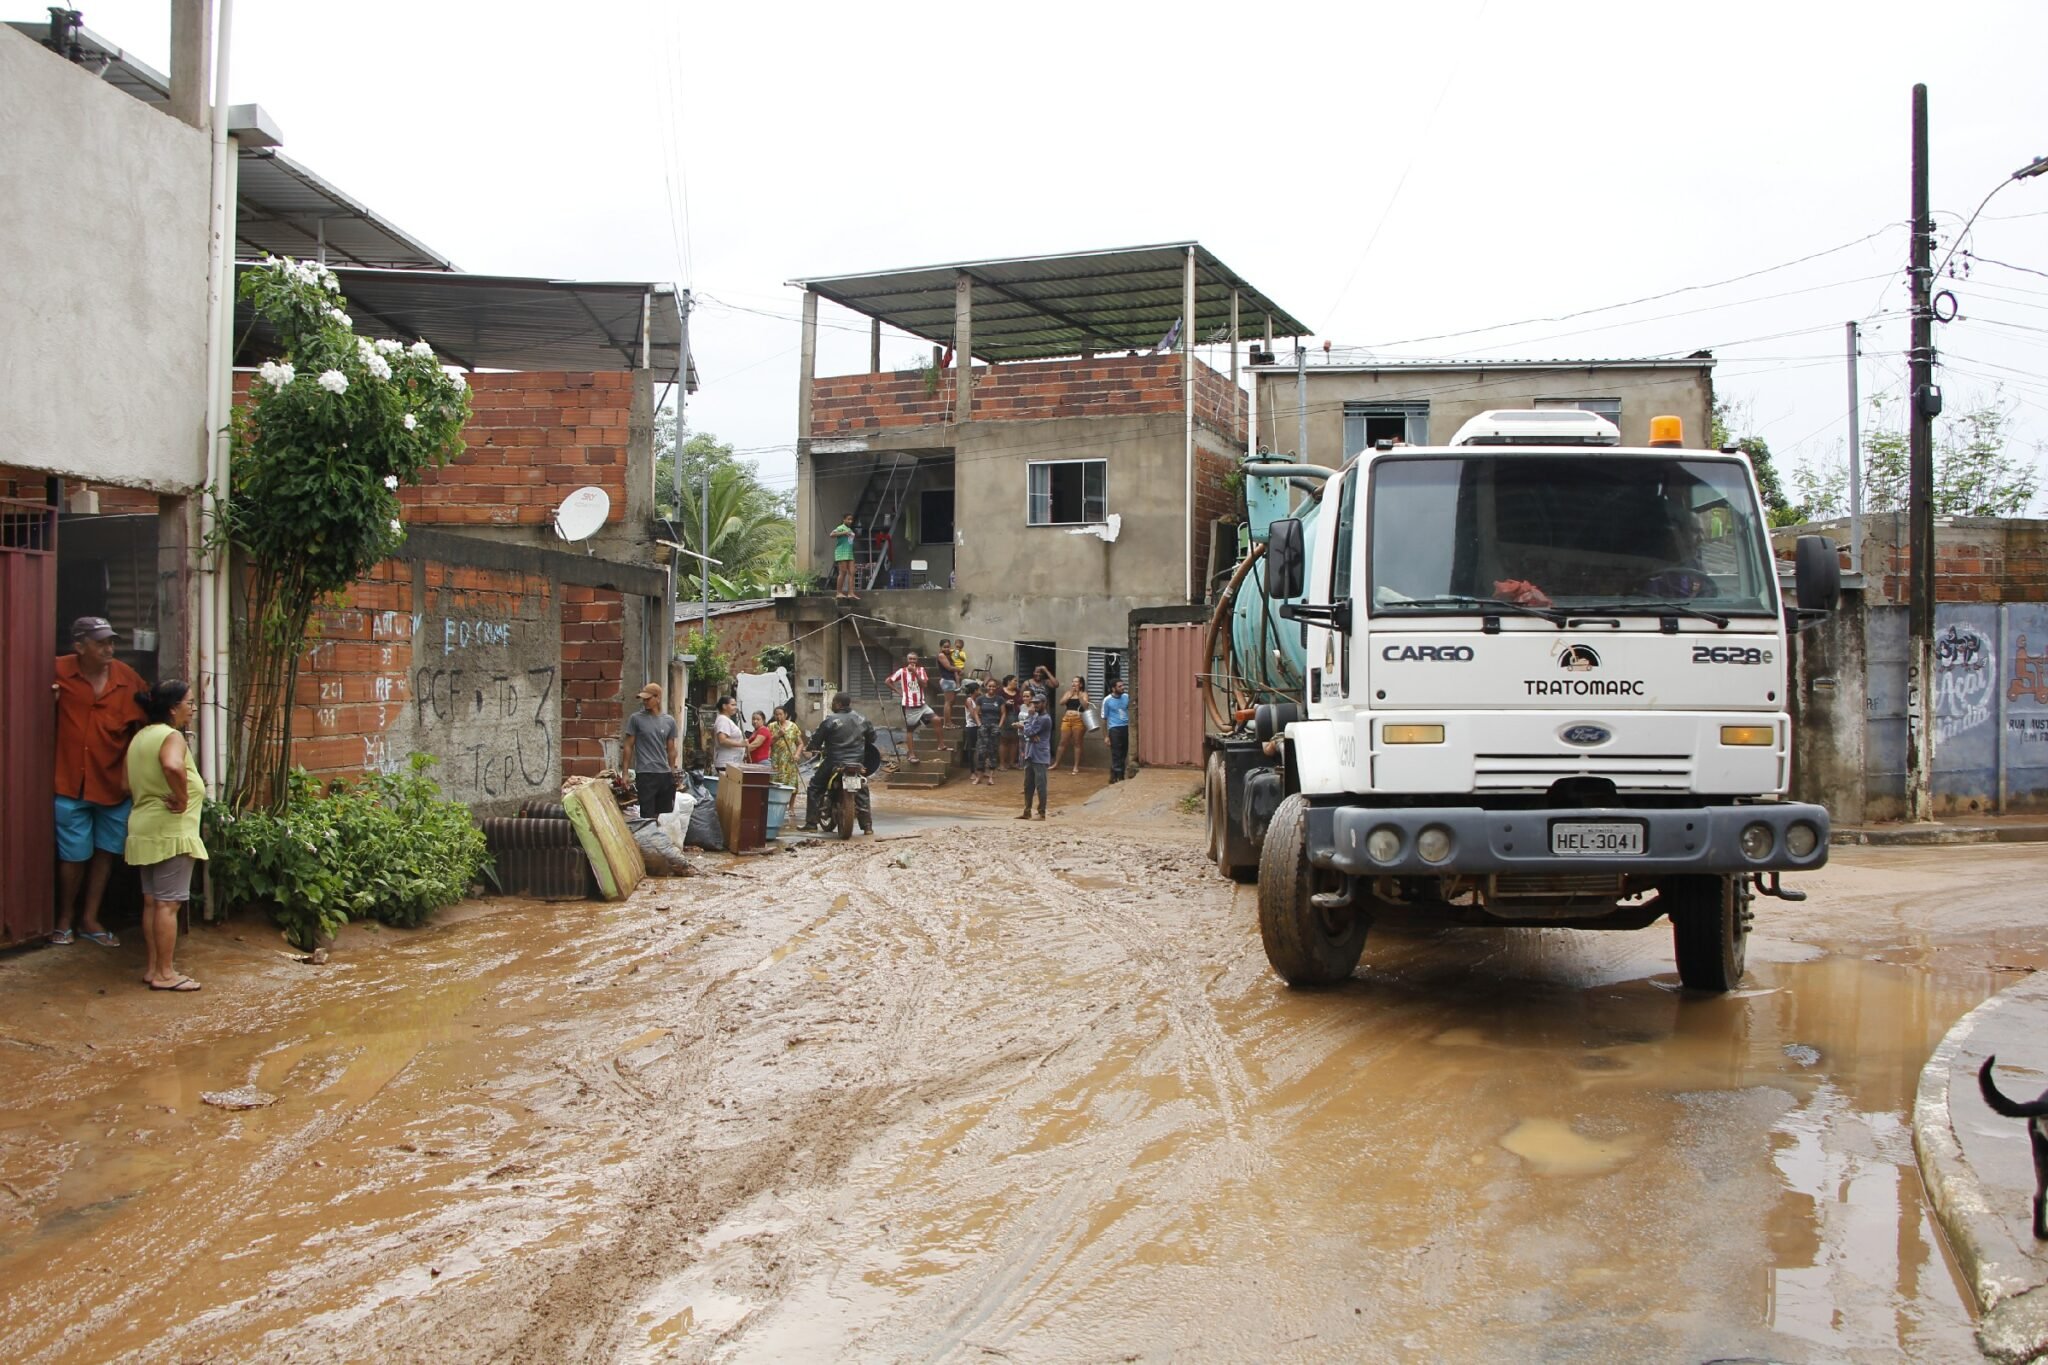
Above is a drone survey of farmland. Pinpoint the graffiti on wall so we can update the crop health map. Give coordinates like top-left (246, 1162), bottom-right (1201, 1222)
top-left (404, 595), bottom-right (559, 803)
top-left (2012, 634), bottom-right (2048, 706)
top-left (1934, 623), bottom-right (1995, 742)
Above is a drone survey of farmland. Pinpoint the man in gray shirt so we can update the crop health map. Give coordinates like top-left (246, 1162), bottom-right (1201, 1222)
top-left (624, 682), bottom-right (680, 817)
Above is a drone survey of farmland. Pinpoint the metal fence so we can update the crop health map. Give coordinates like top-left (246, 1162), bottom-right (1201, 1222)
top-left (1865, 603), bottom-right (2048, 813)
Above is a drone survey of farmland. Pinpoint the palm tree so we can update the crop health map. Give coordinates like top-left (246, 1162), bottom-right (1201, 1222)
top-left (674, 462), bottom-right (791, 599)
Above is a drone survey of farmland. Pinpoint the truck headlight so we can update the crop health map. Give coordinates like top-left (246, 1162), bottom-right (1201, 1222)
top-left (1739, 822), bottom-right (1775, 860)
top-left (1366, 826), bottom-right (1403, 864)
top-left (1785, 822), bottom-right (1819, 858)
top-left (1416, 826), bottom-right (1453, 863)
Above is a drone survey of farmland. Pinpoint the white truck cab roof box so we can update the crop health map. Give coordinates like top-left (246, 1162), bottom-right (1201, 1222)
top-left (1449, 409), bottom-right (1622, 447)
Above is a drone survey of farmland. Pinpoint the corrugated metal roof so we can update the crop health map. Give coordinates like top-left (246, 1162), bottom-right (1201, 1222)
top-left (6, 18), bottom-right (168, 106)
top-left (788, 242), bottom-right (1310, 364)
top-left (232, 266), bottom-right (692, 381)
top-left (235, 150), bottom-right (457, 271)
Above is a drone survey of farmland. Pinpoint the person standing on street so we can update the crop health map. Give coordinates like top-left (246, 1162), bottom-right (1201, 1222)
top-left (972, 679), bottom-right (1004, 784)
top-left (768, 703), bottom-right (804, 791)
top-left (831, 512), bottom-right (859, 599)
top-left (124, 681), bottom-right (206, 991)
top-left (1102, 678), bottom-right (1131, 782)
top-left (887, 650), bottom-right (932, 763)
top-left (710, 695), bottom-right (747, 773)
top-left (1017, 693), bottom-right (1052, 820)
top-left (801, 692), bottom-right (876, 833)
top-left (52, 616), bottom-right (146, 947)
top-left (997, 674), bottom-right (1022, 770)
top-left (1053, 675), bottom-right (1091, 776)
top-left (623, 683), bottom-right (680, 816)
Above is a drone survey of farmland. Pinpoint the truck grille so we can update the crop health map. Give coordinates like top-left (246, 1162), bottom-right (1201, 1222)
top-left (1473, 753), bottom-right (1693, 792)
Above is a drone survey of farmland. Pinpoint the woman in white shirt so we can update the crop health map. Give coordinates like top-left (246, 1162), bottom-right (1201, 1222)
top-left (711, 695), bottom-right (747, 771)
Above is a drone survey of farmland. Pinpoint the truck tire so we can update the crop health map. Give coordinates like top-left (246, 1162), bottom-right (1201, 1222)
top-left (1257, 794), bottom-right (1368, 987)
top-left (1667, 874), bottom-right (1748, 992)
top-left (1206, 753), bottom-right (1257, 882)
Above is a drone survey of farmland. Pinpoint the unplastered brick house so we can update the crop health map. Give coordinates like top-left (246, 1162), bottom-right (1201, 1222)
top-left (778, 244), bottom-right (1307, 764)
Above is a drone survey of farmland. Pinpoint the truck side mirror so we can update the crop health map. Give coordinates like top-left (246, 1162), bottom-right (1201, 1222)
top-left (1794, 534), bottom-right (1840, 613)
top-left (1266, 518), bottom-right (1305, 599)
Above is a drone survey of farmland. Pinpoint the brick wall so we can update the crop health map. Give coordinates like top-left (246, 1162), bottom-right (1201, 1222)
top-left (1779, 517), bottom-right (2048, 605)
top-left (233, 370), bottom-right (632, 529)
top-left (676, 604), bottom-right (787, 693)
top-left (1191, 443), bottom-right (1241, 591)
top-left (287, 557), bottom-right (630, 805)
top-left (812, 354), bottom-right (1246, 437)
top-left (558, 583), bottom-right (625, 778)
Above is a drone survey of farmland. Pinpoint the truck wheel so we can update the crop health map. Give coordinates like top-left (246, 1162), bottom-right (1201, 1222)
top-left (1257, 794), bottom-right (1368, 987)
top-left (1206, 753), bottom-right (1257, 882)
top-left (1667, 874), bottom-right (1748, 992)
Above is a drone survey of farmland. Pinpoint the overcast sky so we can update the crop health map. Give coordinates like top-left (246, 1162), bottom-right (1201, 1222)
top-left (65, 1), bottom-right (2048, 504)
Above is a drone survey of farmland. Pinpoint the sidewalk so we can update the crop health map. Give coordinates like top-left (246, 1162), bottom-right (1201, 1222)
top-left (1834, 814), bottom-right (2048, 847)
top-left (1914, 969), bottom-right (2048, 1362)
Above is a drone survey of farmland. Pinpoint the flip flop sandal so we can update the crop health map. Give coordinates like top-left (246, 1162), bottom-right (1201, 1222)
top-left (50, 928), bottom-right (75, 945)
top-left (79, 930), bottom-right (120, 948)
top-left (148, 977), bottom-right (201, 992)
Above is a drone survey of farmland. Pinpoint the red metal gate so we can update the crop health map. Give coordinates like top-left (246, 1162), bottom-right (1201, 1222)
top-left (1, 493), bottom-right (57, 946)
top-left (1136, 622), bottom-right (1205, 768)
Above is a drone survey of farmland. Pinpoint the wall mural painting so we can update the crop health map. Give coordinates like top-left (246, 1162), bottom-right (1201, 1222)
top-left (1933, 622), bottom-right (1996, 743)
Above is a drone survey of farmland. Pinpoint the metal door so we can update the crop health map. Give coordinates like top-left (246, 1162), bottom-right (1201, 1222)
top-left (1, 492), bottom-right (58, 945)
top-left (1136, 623), bottom-right (1204, 768)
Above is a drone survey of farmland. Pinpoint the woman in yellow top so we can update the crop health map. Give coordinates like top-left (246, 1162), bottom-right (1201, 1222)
top-left (767, 703), bottom-right (804, 790)
top-left (125, 680), bottom-right (206, 992)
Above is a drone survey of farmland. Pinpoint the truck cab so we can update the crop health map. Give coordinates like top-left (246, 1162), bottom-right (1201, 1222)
top-left (1221, 410), bottom-right (1839, 992)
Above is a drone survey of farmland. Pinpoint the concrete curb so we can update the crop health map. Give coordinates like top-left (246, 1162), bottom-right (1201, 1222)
top-left (1913, 971), bottom-right (2048, 1363)
top-left (1834, 823), bottom-right (2048, 848)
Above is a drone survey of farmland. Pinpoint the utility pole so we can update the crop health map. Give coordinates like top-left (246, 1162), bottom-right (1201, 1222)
top-left (1845, 320), bottom-right (1862, 575)
top-left (672, 289), bottom-right (694, 665)
top-left (1295, 342), bottom-right (1308, 462)
top-left (1906, 84), bottom-right (1937, 822)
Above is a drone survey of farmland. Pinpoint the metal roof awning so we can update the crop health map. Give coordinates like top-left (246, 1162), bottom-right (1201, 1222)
top-left (233, 266), bottom-right (694, 383)
top-left (236, 150), bottom-right (457, 271)
top-left (788, 242), bottom-right (1310, 363)
top-left (7, 18), bottom-right (169, 105)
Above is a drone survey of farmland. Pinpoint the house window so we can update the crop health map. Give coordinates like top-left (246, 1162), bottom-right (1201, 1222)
top-left (1343, 402), bottom-right (1429, 457)
top-left (1533, 396), bottom-right (1623, 428)
top-left (1026, 460), bottom-right (1107, 526)
top-left (919, 489), bottom-right (955, 545)
top-left (1016, 640), bottom-right (1058, 683)
top-left (1087, 646), bottom-right (1125, 699)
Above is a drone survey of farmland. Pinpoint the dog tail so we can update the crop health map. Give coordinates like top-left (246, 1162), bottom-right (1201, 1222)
top-left (1980, 1055), bottom-right (2048, 1118)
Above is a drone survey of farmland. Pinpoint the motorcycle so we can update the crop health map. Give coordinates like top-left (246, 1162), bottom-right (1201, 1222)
top-left (817, 763), bottom-right (867, 840)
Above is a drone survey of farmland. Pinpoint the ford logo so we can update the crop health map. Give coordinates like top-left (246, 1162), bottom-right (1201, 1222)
top-left (1561, 724), bottom-right (1612, 747)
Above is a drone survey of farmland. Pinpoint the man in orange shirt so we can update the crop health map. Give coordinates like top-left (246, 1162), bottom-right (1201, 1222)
top-left (52, 617), bottom-right (147, 947)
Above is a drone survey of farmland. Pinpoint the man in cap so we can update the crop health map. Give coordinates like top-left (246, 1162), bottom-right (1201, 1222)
top-left (622, 681), bottom-right (681, 817)
top-left (51, 617), bottom-right (147, 946)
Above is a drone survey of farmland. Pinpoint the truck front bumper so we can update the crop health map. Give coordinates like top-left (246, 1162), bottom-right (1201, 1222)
top-left (1306, 803), bottom-right (1830, 878)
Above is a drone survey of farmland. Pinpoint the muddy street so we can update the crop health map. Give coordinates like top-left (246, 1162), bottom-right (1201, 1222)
top-left (2, 771), bottom-right (2043, 1362)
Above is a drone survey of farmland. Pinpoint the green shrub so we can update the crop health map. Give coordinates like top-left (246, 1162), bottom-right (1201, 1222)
top-left (203, 754), bottom-right (489, 949)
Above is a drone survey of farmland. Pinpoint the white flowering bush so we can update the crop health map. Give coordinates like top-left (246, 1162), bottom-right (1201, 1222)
top-left (225, 256), bottom-right (473, 808)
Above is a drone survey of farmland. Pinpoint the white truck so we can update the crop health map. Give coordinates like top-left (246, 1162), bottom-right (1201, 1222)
top-left (1205, 409), bottom-right (1839, 992)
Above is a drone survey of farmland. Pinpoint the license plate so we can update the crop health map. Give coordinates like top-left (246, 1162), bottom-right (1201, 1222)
top-left (840, 775), bottom-right (865, 792)
top-left (1550, 822), bottom-right (1644, 856)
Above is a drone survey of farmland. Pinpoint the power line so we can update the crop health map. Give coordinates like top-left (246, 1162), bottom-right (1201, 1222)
top-left (1352, 226), bottom-right (1902, 350)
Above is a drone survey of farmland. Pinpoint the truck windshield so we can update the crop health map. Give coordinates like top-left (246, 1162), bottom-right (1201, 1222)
top-left (1368, 455), bottom-right (1778, 617)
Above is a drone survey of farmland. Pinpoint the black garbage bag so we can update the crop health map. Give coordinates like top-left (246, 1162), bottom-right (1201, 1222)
top-left (683, 770), bottom-right (725, 850)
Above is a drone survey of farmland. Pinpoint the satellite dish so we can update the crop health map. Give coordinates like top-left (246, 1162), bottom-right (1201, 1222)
top-left (553, 486), bottom-right (610, 541)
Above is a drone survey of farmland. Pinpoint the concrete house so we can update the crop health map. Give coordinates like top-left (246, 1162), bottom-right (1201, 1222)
top-left (779, 244), bottom-right (1305, 741)
top-left (1252, 355), bottom-right (1718, 465)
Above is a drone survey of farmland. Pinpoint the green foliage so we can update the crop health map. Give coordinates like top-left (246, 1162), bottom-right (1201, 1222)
top-left (652, 415), bottom-right (796, 598)
top-left (226, 259), bottom-right (473, 809)
top-left (682, 627), bottom-right (732, 693)
top-left (1793, 393), bottom-right (2040, 519)
top-left (756, 642), bottom-right (795, 675)
top-left (203, 755), bottom-right (488, 949)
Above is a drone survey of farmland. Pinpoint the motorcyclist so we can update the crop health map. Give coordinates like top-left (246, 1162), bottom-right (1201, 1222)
top-left (800, 692), bottom-right (876, 834)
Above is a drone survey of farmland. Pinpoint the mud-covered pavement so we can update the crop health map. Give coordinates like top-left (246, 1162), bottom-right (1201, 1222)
top-left (4, 770), bottom-right (2046, 1363)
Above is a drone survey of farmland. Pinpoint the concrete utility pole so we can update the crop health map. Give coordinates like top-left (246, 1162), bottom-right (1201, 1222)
top-left (1906, 84), bottom-right (1936, 822)
top-left (1845, 320), bottom-right (1862, 575)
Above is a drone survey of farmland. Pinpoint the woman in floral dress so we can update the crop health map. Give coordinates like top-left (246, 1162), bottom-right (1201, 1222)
top-left (768, 703), bottom-right (804, 789)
